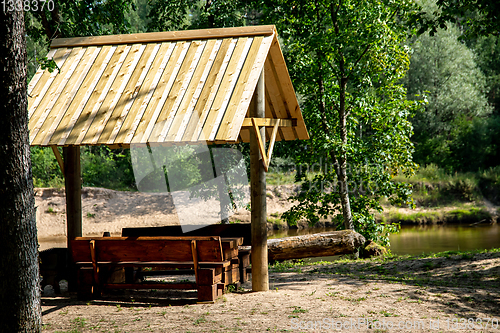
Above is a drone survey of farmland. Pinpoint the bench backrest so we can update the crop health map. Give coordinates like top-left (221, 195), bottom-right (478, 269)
top-left (122, 224), bottom-right (252, 245)
top-left (71, 236), bottom-right (224, 263)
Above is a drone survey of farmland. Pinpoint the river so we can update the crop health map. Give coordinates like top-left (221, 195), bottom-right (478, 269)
top-left (269, 223), bottom-right (500, 256)
top-left (38, 223), bottom-right (500, 256)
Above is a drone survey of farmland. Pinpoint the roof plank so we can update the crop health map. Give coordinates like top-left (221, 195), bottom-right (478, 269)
top-left (168, 39), bottom-right (220, 142)
top-left (28, 48), bottom-right (58, 97)
top-left (183, 38), bottom-right (235, 142)
top-left (207, 37), bottom-right (253, 141)
top-left (146, 41), bottom-right (203, 142)
top-left (214, 36), bottom-right (264, 142)
top-left (132, 41), bottom-right (189, 143)
top-left (36, 47), bottom-right (102, 146)
top-left (28, 48), bottom-right (72, 121)
top-left (117, 42), bottom-right (175, 144)
top-left (67, 45), bottom-right (131, 145)
top-left (83, 44), bottom-right (146, 145)
top-left (102, 43), bottom-right (160, 144)
top-left (198, 37), bottom-right (249, 141)
top-left (30, 48), bottom-right (86, 143)
top-left (156, 40), bottom-right (207, 142)
top-left (218, 35), bottom-right (273, 142)
top-left (51, 46), bottom-right (117, 146)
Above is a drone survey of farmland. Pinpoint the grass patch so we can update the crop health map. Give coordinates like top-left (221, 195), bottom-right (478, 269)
top-left (380, 206), bottom-right (492, 224)
top-left (300, 248), bottom-right (500, 289)
top-left (266, 172), bottom-right (296, 186)
top-left (291, 306), bottom-right (308, 313)
top-left (267, 216), bottom-right (286, 229)
top-left (269, 260), bottom-right (306, 273)
top-left (393, 164), bottom-right (479, 206)
top-left (194, 316), bottom-right (207, 325)
top-left (266, 170), bottom-right (318, 186)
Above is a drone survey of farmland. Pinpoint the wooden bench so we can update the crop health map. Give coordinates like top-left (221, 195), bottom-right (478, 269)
top-left (122, 225), bottom-right (252, 283)
top-left (71, 236), bottom-right (232, 302)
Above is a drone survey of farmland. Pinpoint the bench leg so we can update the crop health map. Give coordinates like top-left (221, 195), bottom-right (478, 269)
top-left (238, 250), bottom-right (251, 283)
top-left (197, 268), bottom-right (223, 302)
top-left (77, 267), bottom-right (95, 300)
top-left (223, 267), bottom-right (240, 286)
top-left (198, 285), bottom-right (218, 302)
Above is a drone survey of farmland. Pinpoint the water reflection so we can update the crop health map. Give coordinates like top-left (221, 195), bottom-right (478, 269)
top-left (268, 223), bottom-right (500, 256)
top-left (38, 223), bottom-right (500, 256)
top-left (389, 223), bottom-right (500, 255)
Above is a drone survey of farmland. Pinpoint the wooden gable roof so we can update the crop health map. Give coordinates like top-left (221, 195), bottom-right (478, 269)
top-left (28, 25), bottom-right (308, 147)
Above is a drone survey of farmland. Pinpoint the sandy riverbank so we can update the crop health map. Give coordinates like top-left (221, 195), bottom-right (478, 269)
top-left (41, 250), bottom-right (500, 332)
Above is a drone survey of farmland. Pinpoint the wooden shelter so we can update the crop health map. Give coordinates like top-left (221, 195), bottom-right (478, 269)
top-left (28, 25), bottom-right (309, 292)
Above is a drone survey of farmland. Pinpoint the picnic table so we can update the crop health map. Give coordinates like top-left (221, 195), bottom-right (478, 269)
top-left (71, 235), bottom-right (248, 302)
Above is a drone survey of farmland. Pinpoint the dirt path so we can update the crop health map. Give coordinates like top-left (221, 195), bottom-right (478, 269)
top-left (42, 251), bottom-right (500, 332)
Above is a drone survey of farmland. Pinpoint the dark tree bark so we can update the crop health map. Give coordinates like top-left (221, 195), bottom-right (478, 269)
top-left (0, 3), bottom-right (42, 332)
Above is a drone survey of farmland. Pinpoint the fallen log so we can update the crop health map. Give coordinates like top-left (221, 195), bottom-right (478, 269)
top-left (267, 230), bottom-right (366, 261)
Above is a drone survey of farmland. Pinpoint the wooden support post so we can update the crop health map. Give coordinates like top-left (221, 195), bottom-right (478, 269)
top-left (63, 145), bottom-right (82, 248)
top-left (250, 69), bottom-right (269, 291)
top-left (64, 145), bottom-right (82, 292)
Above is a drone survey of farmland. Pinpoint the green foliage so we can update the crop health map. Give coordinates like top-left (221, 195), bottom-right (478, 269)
top-left (26, 0), bottom-right (133, 40)
top-left (479, 166), bottom-right (500, 205)
top-left (405, 18), bottom-right (498, 172)
top-left (31, 146), bottom-right (137, 190)
top-left (406, 24), bottom-right (492, 132)
top-left (470, 34), bottom-right (500, 115)
top-left (443, 178), bottom-right (478, 202)
top-left (394, 164), bottom-right (500, 207)
top-left (127, 0), bottom-right (151, 33)
top-left (381, 206), bottom-right (491, 224)
top-left (406, 1), bottom-right (499, 173)
top-left (183, 146), bottom-right (249, 217)
top-left (25, 0), bottom-right (136, 80)
top-left (412, 0), bottom-right (500, 38)
top-left (258, 0), bottom-right (422, 244)
top-left (31, 147), bottom-right (64, 188)
top-left (81, 147), bottom-right (136, 190)
top-left (269, 259), bottom-right (305, 273)
top-left (147, 0), bottom-right (251, 32)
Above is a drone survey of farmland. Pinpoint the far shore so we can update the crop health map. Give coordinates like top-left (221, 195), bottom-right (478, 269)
top-left (36, 186), bottom-right (498, 250)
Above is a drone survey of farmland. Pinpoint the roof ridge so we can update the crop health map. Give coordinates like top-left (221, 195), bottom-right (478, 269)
top-left (51, 25), bottom-right (276, 49)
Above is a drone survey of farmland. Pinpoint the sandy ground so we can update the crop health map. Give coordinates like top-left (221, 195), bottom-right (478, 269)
top-left (41, 251), bottom-right (500, 332)
top-left (38, 187), bottom-right (500, 332)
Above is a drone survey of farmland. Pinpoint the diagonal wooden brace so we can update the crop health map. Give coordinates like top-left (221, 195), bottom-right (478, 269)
top-left (51, 146), bottom-right (65, 175)
top-left (191, 240), bottom-right (199, 284)
top-left (250, 118), bottom-right (280, 172)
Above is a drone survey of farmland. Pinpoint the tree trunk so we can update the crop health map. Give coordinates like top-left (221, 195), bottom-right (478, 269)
top-left (267, 230), bottom-right (365, 261)
top-left (330, 4), bottom-right (354, 231)
top-left (336, 77), bottom-right (354, 230)
top-left (0, 4), bottom-right (42, 332)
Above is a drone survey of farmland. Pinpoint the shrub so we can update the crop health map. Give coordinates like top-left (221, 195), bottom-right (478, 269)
top-left (479, 166), bottom-right (500, 204)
